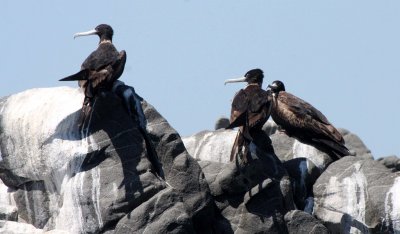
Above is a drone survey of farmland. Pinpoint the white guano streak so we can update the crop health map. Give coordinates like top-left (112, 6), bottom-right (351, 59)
top-left (385, 177), bottom-right (400, 233)
top-left (293, 140), bottom-right (325, 170)
top-left (342, 163), bottom-right (368, 234)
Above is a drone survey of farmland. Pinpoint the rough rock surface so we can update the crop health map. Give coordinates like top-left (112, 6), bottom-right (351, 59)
top-left (214, 116), bottom-right (230, 130)
top-left (378, 155), bottom-right (400, 172)
top-left (284, 210), bottom-right (328, 234)
top-left (197, 145), bottom-right (295, 233)
top-left (0, 86), bottom-right (214, 233)
top-left (1, 85), bottom-right (399, 233)
top-left (313, 156), bottom-right (400, 233)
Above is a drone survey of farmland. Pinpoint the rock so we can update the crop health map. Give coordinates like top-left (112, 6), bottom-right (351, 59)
top-left (195, 132), bottom-right (296, 233)
top-left (262, 120), bottom-right (279, 136)
top-left (0, 180), bottom-right (17, 222)
top-left (283, 158), bottom-right (320, 211)
top-left (182, 129), bottom-right (237, 163)
top-left (270, 132), bottom-right (333, 170)
top-left (377, 155), bottom-right (400, 172)
top-left (214, 116), bottom-right (230, 130)
top-left (0, 221), bottom-right (44, 234)
top-left (139, 99), bottom-right (215, 233)
top-left (284, 210), bottom-right (329, 234)
top-left (1, 84), bottom-right (398, 233)
top-left (313, 156), bottom-right (400, 233)
top-left (0, 85), bottom-right (214, 233)
top-left (339, 128), bottom-right (374, 159)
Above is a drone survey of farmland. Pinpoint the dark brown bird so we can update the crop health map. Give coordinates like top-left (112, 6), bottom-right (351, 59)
top-left (60, 24), bottom-right (127, 128)
top-left (268, 80), bottom-right (351, 160)
top-left (225, 69), bottom-right (272, 163)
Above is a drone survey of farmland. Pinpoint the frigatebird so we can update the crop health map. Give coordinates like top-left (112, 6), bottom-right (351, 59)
top-left (224, 69), bottom-right (272, 163)
top-left (60, 24), bottom-right (127, 128)
top-left (267, 80), bottom-right (351, 160)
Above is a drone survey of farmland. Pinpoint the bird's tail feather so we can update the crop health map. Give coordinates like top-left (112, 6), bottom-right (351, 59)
top-left (313, 138), bottom-right (351, 160)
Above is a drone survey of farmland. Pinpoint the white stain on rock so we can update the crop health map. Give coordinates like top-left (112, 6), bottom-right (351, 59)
top-left (0, 87), bottom-right (105, 233)
top-left (385, 177), bottom-right (400, 233)
top-left (342, 163), bottom-right (368, 234)
top-left (183, 130), bottom-right (237, 163)
top-left (0, 87), bottom-right (88, 179)
top-left (315, 162), bottom-right (369, 234)
top-left (293, 140), bottom-right (330, 171)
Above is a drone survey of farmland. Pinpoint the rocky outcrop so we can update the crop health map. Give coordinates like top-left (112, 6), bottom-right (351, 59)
top-left (378, 155), bottom-right (400, 172)
top-left (313, 156), bottom-right (400, 233)
top-left (182, 121), bottom-right (400, 233)
top-left (1, 84), bottom-right (399, 233)
top-left (0, 85), bottom-right (214, 233)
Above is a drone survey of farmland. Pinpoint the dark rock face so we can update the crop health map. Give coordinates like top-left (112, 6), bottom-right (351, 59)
top-left (214, 116), bottom-right (230, 130)
top-left (1, 85), bottom-right (399, 233)
top-left (284, 210), bottom-right (329, 234)
top-left (0, 86), bottom-right (214, 233)
top-left (197, 137), bottom-right (295, 233)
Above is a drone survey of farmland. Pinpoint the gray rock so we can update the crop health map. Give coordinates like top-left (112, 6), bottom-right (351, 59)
top-left (378, 155), bottom-right (400, 172)
top-left (0, 86), bottom-right (214, 233)
top-left (313, 156), bottom-right (400, 233)
top-left (0, 221), bottom-right (44, 234)
top-left (270, 132), bottom-right (334, 170)
top-left (215, 116), bottom-right (230, 130)
top-left (262, 120), bottom-right (279, 136)
top-left (0, 205), bottom-right (17, 222)
top-left (139, 100), bottom-right (215, 233)
top-left (284, 210), bottom-right (328, 234)
top-left (283, 158), bottom-right (321, 211)
top-left (339, 128), bottom-right (374, 159)
top-left (182, 129), bottom-right (237, 163)
top-left (196, 135), bottom-right (296, 233)
top-left (0, 180), bottom-right (17, 222)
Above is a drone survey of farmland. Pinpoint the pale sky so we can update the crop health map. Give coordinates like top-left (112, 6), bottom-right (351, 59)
top-left (1, 1), bottom-right (399, 158)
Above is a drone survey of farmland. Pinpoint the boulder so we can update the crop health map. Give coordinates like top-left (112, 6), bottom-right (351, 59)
top-left (262, 120), bottom-right (279, 136)
top-left (192, 130), bottom-right (296, 233)
top-left (284, 210), bottom-right (328, 234)
top-left (0, 85), bottom-right (214, 233)
top-left (313, 156), bottom-right (400, 233)
top-left (182, 129), bottom-right (236, 164)
top-left (0, 180), bottom-right (17, 222)
top-left (1, 84), bottom-right (398, 233)
top-left (214, 116), bottom-right (230, 130)
top-left (377, 155), bottom-right (400, 172)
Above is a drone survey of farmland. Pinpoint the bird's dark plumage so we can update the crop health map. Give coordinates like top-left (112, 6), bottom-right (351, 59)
top-left (268, 80), bottom-right (351, 160)
top-left (60, 24), bottom-right (127, 128)
top-left (225, 69), bottom-right (272, 163)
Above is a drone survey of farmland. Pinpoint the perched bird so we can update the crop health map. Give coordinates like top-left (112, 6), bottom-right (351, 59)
top-left (60, 24), bottom-right (127, 128)
top-left (225, 69), bottom-right (272, 163)
top-left (267, 80), bottom-right (351, 160)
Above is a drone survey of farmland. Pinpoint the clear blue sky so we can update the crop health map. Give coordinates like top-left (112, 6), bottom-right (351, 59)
top-left (1, 1), bottom-right (399, 158)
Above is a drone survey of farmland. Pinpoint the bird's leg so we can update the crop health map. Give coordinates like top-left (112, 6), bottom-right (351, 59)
top-left (78, 96), bottom-right (93, 131)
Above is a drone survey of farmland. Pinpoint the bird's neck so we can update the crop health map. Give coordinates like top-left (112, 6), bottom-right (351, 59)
top-left (246, 83), bottom-right (261, 88)
top-left (99, 39), bottom-right (112, 45)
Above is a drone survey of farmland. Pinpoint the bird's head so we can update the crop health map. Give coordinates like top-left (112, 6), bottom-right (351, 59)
top-left (73, 24), bottom-right (114, 43)
top-left (268, 80), bottom-right (285, 93)
top-left (224, 68), bottom-right (264, 86)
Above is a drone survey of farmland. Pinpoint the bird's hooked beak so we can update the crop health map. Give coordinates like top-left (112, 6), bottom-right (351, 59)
top-left (224, 76), bottom-right (247, 85)
top-left (73, 29), bottom-right (98, 39)
top-left (267, 84), bottom-right (278, 90)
